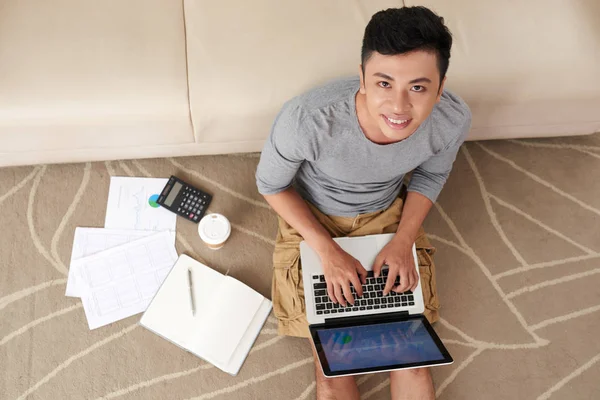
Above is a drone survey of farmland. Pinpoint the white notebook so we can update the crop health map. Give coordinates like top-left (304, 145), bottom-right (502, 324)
top-left (139, 254), bottom-right (272, 375)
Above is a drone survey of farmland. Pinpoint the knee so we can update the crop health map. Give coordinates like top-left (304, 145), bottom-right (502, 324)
top-left (316, 375), bottom-right (357, 400)
top-left (313, 358), bottom-right (356, 393)
top-left (314, 365), bottom-right (353, 388)
top-left (319, 374), bottom-right (351, 388)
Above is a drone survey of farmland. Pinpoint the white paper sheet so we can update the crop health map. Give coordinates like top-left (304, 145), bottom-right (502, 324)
top-left (70, 231), bottom-right (178, 330)
top-left (65, 228), bottom-right (176, 297)
top-left (104, 177), bottom-right (177, 232)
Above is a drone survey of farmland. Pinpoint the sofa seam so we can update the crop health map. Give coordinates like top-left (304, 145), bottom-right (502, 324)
top-left (181, 0), bottom-right (198, 143)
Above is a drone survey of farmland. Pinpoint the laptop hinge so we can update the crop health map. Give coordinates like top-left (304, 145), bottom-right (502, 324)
top-left (323, 310), bottom-right (409, 325)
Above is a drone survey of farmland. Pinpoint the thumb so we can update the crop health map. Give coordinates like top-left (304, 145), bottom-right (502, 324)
top-left (356, 261), bottom-right (368, 282)
top-left (372, 253), bottom-right (386, 278)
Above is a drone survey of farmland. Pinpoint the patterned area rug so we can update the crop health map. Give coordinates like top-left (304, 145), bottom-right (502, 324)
top-left (2, 134), bottom-right (600, 400)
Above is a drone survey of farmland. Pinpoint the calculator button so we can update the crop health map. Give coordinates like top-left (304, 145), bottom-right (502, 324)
top-left (190, 213), bottom-right (195, 218)
top-left (177, 208), bottom-right (181, 212)
top-left (193, 215), bottom-right (199, 221)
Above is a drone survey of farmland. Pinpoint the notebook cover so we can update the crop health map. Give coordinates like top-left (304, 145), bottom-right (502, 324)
top-left (139, 254), bottom-right (271, 375)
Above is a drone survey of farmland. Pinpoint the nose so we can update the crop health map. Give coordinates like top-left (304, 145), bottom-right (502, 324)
top-left (392, 90), bottom-right (411, 114)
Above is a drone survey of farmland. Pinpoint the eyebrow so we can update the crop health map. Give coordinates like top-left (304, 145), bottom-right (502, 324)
top-left (409, 77), bottom-right (432, 84)
top-left (373, 72), bottom-right (395, 81)
top-left (372, 73), bottom-right (432, 85)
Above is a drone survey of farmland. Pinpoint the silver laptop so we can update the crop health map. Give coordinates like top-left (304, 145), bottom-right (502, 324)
top-left (300, 233), bottom-right (453, 377)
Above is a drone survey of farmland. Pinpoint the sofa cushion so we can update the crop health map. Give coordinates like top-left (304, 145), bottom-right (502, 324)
top-left (0, 0), bottom-right (194, 155)
top-left (186, 0), bottom-right (600, 143)
top-left (184, 0), bottom-right (402, 144)
top-left (406, 0), bottom-right (600, 139)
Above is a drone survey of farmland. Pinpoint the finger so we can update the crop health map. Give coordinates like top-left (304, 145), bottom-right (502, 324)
top-left (356, 263), bottom-right (368, 286)
top-left (334, 283), bottom-right (346, 307)
top-left (383, 268), bottom-right (396, 295)
top-left (372, 254), bottom-right (385, 278)
top-left (327, 281), bottom-right (337, 304)
top-left (395, 269), bottom-right (410, 293)
top-left (350, 272), bottom-right (364, 298)
top-left (341, 280), bottom-right (354, 306)
top-left (410, 269), bottom-right (419, 291)
top-left (403, 269), bottom-right (415, 292)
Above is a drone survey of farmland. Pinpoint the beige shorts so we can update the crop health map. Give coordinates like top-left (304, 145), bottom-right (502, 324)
top-left (271, 195), bottom-right (440, 338)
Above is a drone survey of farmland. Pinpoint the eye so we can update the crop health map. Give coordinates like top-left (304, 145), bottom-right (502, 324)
top-left (411, 85), bottom-right (425, 92)
top-left (378, 81), bottom-right (391, 88)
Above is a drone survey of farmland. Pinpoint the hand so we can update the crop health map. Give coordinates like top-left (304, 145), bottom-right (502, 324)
top-left (319, 245), bottom-right (367, 306)
top-left (372, 234), bottom-right (419, 295)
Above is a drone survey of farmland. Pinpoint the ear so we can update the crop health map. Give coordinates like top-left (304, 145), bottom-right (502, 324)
top-left (359, 65), bottom-right (367, 95)
top-left (436, 76), bottom-right (447, 103)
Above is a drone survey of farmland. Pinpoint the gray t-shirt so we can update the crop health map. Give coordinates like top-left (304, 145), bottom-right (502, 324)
top-left (256, 76), bottom-right (471, 217)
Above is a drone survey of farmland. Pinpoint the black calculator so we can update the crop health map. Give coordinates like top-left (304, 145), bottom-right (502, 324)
top-left (156, 176), bottom-right (212, 223)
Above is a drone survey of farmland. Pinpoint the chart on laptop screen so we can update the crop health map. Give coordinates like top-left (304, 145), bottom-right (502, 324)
top-left (317, 319), bottom-right (444, 372)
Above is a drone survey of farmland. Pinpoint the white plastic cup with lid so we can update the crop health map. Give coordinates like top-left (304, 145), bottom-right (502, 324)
top-left (198, 213), bottom-right (231, 250)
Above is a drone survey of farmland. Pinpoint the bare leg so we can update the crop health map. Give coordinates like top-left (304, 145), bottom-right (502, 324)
top-left (390, 367), bottom-right (435, 400)
top-left (311, 344), bottom-right (360, 400)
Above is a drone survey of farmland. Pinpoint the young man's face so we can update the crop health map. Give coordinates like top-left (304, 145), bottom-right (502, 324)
top-left (358, 50), bottom-right (446, 143)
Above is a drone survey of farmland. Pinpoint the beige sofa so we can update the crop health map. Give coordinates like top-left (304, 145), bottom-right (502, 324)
top-left (1, 0), bottom-right (599, 168)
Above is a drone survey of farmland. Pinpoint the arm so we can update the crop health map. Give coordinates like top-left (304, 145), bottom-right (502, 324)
top-left (257, 104), bottom-right (366, 306)
top-left (373, 191), bottom-right (434, 295)
top-left (395, 191), bottom-right (434, 245)
top-left (373, 118), bottom-right (470, 294)
top-left (263, 187), bottom-right (335, 256)
top-left (256, 104), bottom-right (329, 249)
top-left (263, 188), bottom-right (367, 306)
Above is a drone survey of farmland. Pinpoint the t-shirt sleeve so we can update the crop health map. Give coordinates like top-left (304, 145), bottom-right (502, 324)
top-left (255, 102), bottom-right (312, 195)
top-left (408, 112), bottom-right (472, 203)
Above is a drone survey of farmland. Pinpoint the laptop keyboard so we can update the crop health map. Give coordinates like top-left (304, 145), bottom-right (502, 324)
top-left (311, 270), bottom-right (415, 315)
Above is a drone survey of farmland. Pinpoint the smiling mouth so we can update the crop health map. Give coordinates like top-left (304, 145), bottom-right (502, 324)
top-left (383, 115), bottom-right (412, 129)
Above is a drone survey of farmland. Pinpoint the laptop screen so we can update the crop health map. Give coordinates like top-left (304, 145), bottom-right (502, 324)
top-left (313, 316), bottom-right (451, 376)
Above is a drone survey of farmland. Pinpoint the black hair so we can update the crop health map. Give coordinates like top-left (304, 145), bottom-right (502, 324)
top-left (361, 7), bottom-right (452, 84)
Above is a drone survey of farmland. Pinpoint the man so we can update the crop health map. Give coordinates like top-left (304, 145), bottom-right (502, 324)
top-left (256, 6), bottom-right (471, 400)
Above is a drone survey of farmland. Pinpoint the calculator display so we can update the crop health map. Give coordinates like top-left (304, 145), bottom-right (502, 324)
top-left (164, 182), bottom-right (183, 207)
top-left (157, 175), bottom-right (212, 224)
